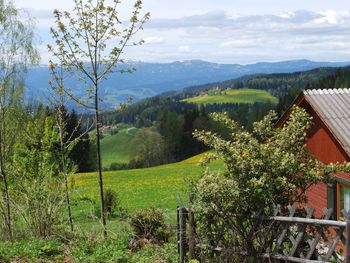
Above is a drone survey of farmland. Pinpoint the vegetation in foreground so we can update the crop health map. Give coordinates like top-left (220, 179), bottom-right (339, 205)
top-left (191, 107), bottom-right (350, 262)
top-left (183, 88), bottom-right (278, 105)
top-left (0, 153), bottom-right (213, 262)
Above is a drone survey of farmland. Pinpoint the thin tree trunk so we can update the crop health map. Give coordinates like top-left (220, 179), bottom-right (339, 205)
top-left (0, 129), bottom-right (12, 241)
top-left (95, 85), bottom-right (107, 237)
top-left (59, 132), bottom-right (74, 232)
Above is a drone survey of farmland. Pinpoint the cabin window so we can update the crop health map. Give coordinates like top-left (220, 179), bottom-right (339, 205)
top-left (337, 182), bottom-right (350, 219)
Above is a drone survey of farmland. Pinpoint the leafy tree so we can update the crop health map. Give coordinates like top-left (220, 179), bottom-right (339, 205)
top-left (0, 0), bottom-right (38, 239)
top-left (12, 114), bottom-right (64, 238)
top-left (49, 67), bottom-right (76, 232)
top-left (49, 64), bottom-right (95, 231)
top-left (48, 0), bottom-right (149, 236)
top-left (158, 111), bottom-right (182, 161)
top-left (130, 128), bottom-right (167, 168)
top-left (192, 106), bottom-right (349, 261)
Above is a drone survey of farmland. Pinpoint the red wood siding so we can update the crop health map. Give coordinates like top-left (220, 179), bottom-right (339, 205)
top-left (299, 100), bottom-right (350, 216)
top-left (306, 182), bottom-right (327, 218)
top-left (279, 97), bottom-right (350, 216)
top-left (301, 100), bottom-right (348, 164)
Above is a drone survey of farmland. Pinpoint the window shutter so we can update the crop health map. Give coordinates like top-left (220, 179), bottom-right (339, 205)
top-left (327, 182), bottom-right (336, 219)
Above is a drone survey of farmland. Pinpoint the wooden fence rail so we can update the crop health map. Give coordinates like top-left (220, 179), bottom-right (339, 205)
top-left (177, 197), bottom-right (350, 263)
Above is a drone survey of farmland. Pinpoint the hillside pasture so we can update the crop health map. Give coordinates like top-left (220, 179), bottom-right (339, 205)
top-left (100, 127), bottom-right (138, 168)
top-left (183, 88), bottom-right (278, 105)
top-left (71, 153), bottom-right (222, 223)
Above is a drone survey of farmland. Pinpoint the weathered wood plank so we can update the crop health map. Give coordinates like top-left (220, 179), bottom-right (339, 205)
top-left (264, 216), bottom-right (347, 227)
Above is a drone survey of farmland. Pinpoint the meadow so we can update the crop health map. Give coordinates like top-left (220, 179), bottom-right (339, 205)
top-left (100, 126), bottom-right (139, 168)
top-left (71, 153), bottom-right (223, 227)
top-left (183, 88), bottom-right (278, 105)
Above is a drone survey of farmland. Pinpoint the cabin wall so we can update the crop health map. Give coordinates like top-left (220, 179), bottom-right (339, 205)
top-left (298, 100), bottom-right (350, 216)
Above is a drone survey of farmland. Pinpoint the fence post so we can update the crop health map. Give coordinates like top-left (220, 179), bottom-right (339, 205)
top-left (177, 207), bottom-right (180, 257)
top-left (346, 219), bottom-right (350, 263)
top-left (179, 206), bottom-right (187, 263)
top-left (188, 194), bottom-right (196, 260)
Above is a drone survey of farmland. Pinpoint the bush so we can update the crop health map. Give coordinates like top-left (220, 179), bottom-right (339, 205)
top-left (109, 162), bottom-right (128, 171)
top-left (92, 190), bottom-right (127, 220)
top-left (129, 207), bottom-right (169, 249)
top-left (105, 189), bottom-right (120, 217)
top-left (0, 238), bottom-right (64, 261)
top-left (191, 107), bottom-right (348, 262)
top-left (12, 177), bottom-right (65, 238)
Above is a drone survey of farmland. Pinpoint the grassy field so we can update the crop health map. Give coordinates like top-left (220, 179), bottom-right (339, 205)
top-left (100, 127), bottom-right (138, 168)
top-left (71, 153), bottom-right (223, 225)
top-left (183, 88), bottom-right (278, 105)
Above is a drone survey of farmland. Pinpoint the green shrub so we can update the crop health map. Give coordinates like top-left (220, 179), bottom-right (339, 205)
top-left (105, 189), bottom-right (120, 217)
top-left (130, 207), bottom-right (169, 247)
top-left (93, 189), bottom-right (127, 220)
top-left (0, 238), bottom-right (64, 261)
top-left (109, 162), bottom-right (128, 171)
top-left (191, 107), bottom-right (349, 262)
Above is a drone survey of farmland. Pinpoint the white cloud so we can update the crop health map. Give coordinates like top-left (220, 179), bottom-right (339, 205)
top-left (220, 39), bottom-right (262, 48)
top-left (315, 10), bottom-right (350, 24)
top-left (14, 4), bottom-right (350, 64)
top-left (178, 45), bottom-right (192, 53)
top-left (143, 36), bottom-right (165, 44)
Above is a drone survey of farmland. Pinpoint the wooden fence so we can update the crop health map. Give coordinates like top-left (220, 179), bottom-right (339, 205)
top-left (177, 198), bottom-right (350, 263)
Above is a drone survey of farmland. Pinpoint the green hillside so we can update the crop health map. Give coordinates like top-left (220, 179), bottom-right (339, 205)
top-left (100, 127), bottom-right (138, 168)
top-left (71, 153), bottom-right (222, 222)
top-left (183, 88), bottom-right (278, 105)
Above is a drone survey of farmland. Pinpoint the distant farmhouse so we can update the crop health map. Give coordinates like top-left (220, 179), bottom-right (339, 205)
top-left (278, 89), bottom-right (350, 218)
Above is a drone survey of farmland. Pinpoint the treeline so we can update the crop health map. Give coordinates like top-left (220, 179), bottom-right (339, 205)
top-left (101, 97), bottom-right (195, 127)
top-left (101, 96), bottom-right (275, 130)
top-left (275, 67), bottom-right (350, 116)
top-left (170, 66), bottom-right (348, 100)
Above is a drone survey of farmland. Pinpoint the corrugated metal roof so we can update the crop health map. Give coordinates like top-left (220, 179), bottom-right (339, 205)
top-left (303, 88), bottom-right (350, 156)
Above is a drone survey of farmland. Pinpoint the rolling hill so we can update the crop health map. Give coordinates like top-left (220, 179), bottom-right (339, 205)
top-left (183, 88), bottom-right (278, 105)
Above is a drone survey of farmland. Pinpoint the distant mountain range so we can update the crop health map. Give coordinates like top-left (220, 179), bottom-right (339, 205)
top-left (25, 59), bottom-right (350, 109)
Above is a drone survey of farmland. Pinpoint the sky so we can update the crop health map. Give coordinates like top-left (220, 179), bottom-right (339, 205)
top-left (12, 0), bottom-right (350, 64)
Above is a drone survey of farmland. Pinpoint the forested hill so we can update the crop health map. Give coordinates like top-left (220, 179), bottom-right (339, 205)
top-left (101, 65), bottom-right (350, 128)
top-left (168, 66), bottom-right (350, 99)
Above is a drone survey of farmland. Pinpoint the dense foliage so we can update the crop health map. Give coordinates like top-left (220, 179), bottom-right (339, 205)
top-left (191, 107), bottom-right (349, 261)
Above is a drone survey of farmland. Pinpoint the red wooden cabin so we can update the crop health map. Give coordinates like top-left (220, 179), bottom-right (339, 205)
top-left (277, 88), bottom-right (350, 218)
